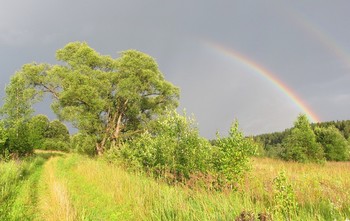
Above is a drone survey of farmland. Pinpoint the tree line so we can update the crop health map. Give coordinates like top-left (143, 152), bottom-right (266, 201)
top-left (254, 116), bottom-right (350, 162)
top-left (0, 114), bottom-right (69, 159)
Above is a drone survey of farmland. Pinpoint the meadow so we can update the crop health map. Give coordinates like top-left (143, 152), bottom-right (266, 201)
top-left (0, 152), bottom-right (349, 220)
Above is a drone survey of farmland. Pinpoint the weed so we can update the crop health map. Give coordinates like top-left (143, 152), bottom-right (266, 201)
top-left (273, 171), bottom-right (298, 220)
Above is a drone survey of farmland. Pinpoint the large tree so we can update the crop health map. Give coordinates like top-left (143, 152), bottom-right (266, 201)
top-left (12, 42), bottom-right (179, 154)
top-left (315, 126), bottom-right (350, 161)
top-left (281, 114), bottom-right (324, 163)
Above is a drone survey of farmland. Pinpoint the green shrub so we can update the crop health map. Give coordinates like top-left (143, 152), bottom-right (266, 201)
top-left (212, 121), bottom-right (256, 189)
top-left (6, 122), bottom-right (33, 157)
top-left (42, 139), bottom-right (69, 151)
top-left (119, 110), bottom-right (212, 182)
top-left (273, 171), bottom-right (298, 220)
top-left (70, 133), bottom-right (96, 156)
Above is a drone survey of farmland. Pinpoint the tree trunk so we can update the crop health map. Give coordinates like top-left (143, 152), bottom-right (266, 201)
top-left (95, 143), bottom-right (104, 156)
top-left (113, 114), bottom-right (123, 142)
top-left (96, 135), bottom-right (107, 156)
top-left (111, 99), bottom-right (128, 148)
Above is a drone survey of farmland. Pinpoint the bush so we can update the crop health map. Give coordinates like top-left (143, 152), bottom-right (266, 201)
top-left (42, 139), bottom-right (69, 151)
top-left (273, 171), bottom-right (298, 220)
top-left (70, 133), bottom-right (96, 156)
top-left (119, 110), bottom-right (212, 182)
top-left (116, 112), bottom-right (256, 189)
top-left (212, 121), bottom-right (256, 189)
top-left (28, 116), bottom-right (70, 152)
top-left (6, 122), bottom-right (33, 157)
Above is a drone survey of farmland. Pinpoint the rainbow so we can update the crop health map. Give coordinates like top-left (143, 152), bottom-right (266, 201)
top-left (203, 40), bottom-right (320, 123)
top-left (286, 8), bottom-right (350, 70)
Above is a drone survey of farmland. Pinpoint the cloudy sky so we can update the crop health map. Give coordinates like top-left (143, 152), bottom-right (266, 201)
top-left (1, 0), bottom-right (349, 138)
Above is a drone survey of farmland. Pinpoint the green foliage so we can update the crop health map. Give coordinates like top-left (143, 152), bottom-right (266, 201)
top-left (117, 115), bottom-right (256, 188)
top-left (28, 114), bottom-right (50, 149)
top-left (255, 119), bottom-right (350, 161)
top-left (253, 141), bottom-right (266, 157)
top-left (118, 110), bottom-right (211, 182)
top-left (0, 73), bottom-right (36, 125)
top-left (281, 114), bottom-right (324, 163)
top-left (45, 120), bottom-right (69, 140)
top-left (315, 126), bottom-right (350, 161)
top-left (70, 133), bottom-right (96, 156)
top-left (6, 121), bottom-right (33, 157)
top-left (42, 120), bottom-right (70, 151)
top-left (273, 171), bottom-right (298, 220)
top-left (0, 121), bottom-right (8, 159)
top-left (313, 120), bottom-right (350, 140)
top-left (253, 129), bottom-right (291, 154)
top-left (213, 121), bottom-right (257, 188)
top-left (11, 42), bottom-right (179, 154)
top-left (0, 73), bottom-right (37, 157)
top-left (42, 139), bottom-right (69, 151)
top-left (28, 116), bottom-right (70, 151)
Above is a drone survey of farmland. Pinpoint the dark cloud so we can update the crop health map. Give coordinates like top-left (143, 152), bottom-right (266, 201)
top-left (0, 0), bottom-right (349, 137)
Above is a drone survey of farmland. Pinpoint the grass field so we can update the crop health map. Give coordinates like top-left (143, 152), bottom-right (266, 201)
top-left (0, 152), bottom-right (349, 220)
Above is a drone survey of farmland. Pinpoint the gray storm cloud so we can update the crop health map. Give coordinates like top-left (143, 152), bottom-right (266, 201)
top-left (0, 0), bottom-right (349, 138)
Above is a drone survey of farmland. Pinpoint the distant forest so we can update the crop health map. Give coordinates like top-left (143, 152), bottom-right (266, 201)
top-left (254, 119), bottom-right (350, 159)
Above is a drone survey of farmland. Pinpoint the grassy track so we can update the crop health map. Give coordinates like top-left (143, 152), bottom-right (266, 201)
top-left (37, 157), bottom-right (77, 221)
top-left (0, 155), bottom-right (46, 220)
top-left (1, 153), bottom-right (349, 220)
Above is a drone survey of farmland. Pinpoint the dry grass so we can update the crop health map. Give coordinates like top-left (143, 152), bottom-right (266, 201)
top-left (56, 155), bottom-right (350, 220)
top-left (37, 157), bottom-right (77, 221)
top-left (241, 157), bottom-right (350, 209)
top-left (3, 153), bottom-right (349, 220)
top-left (62, 155), bottom-right (247, 220)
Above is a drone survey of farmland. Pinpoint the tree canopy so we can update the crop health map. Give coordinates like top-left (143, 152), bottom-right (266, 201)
top-left (28, 114), bottom-right (50, 149)
top-left (281, 114), bottom-right (324, 163)
top-left (315, 126), bottom-right (350, 161)
top-left (3, 42), bottom-right (179, 155)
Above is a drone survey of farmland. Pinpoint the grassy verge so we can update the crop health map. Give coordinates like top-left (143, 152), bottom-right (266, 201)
top-left (54, 155), bottom-right (350, 220)
top-left (0, 151), bottom-right (65, 220)
top-left (240, 157), bottom-right (350, 220)
top-left (1, 153), bottom-right (349, 220)
top-left (0, 156), bottom-right (46, 220)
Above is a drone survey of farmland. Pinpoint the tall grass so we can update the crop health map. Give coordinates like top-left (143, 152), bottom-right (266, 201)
top-left (1, 153), bottom-right (349, 220)
top-left (54, 155), bottom-right (350, 220)
top-left (0, 156), bottom-right (45, 220)
top-left (240, 157), bottom-right (350, 220)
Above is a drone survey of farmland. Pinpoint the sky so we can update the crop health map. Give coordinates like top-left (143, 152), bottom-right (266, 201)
top-left (0, 0), bottom-right (349, 138)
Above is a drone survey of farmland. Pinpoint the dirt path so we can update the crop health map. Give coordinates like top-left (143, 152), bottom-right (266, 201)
top-left (36, 156), bottom-right (77, 221)
top-left (0, 151), bottom-right (79, 220)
